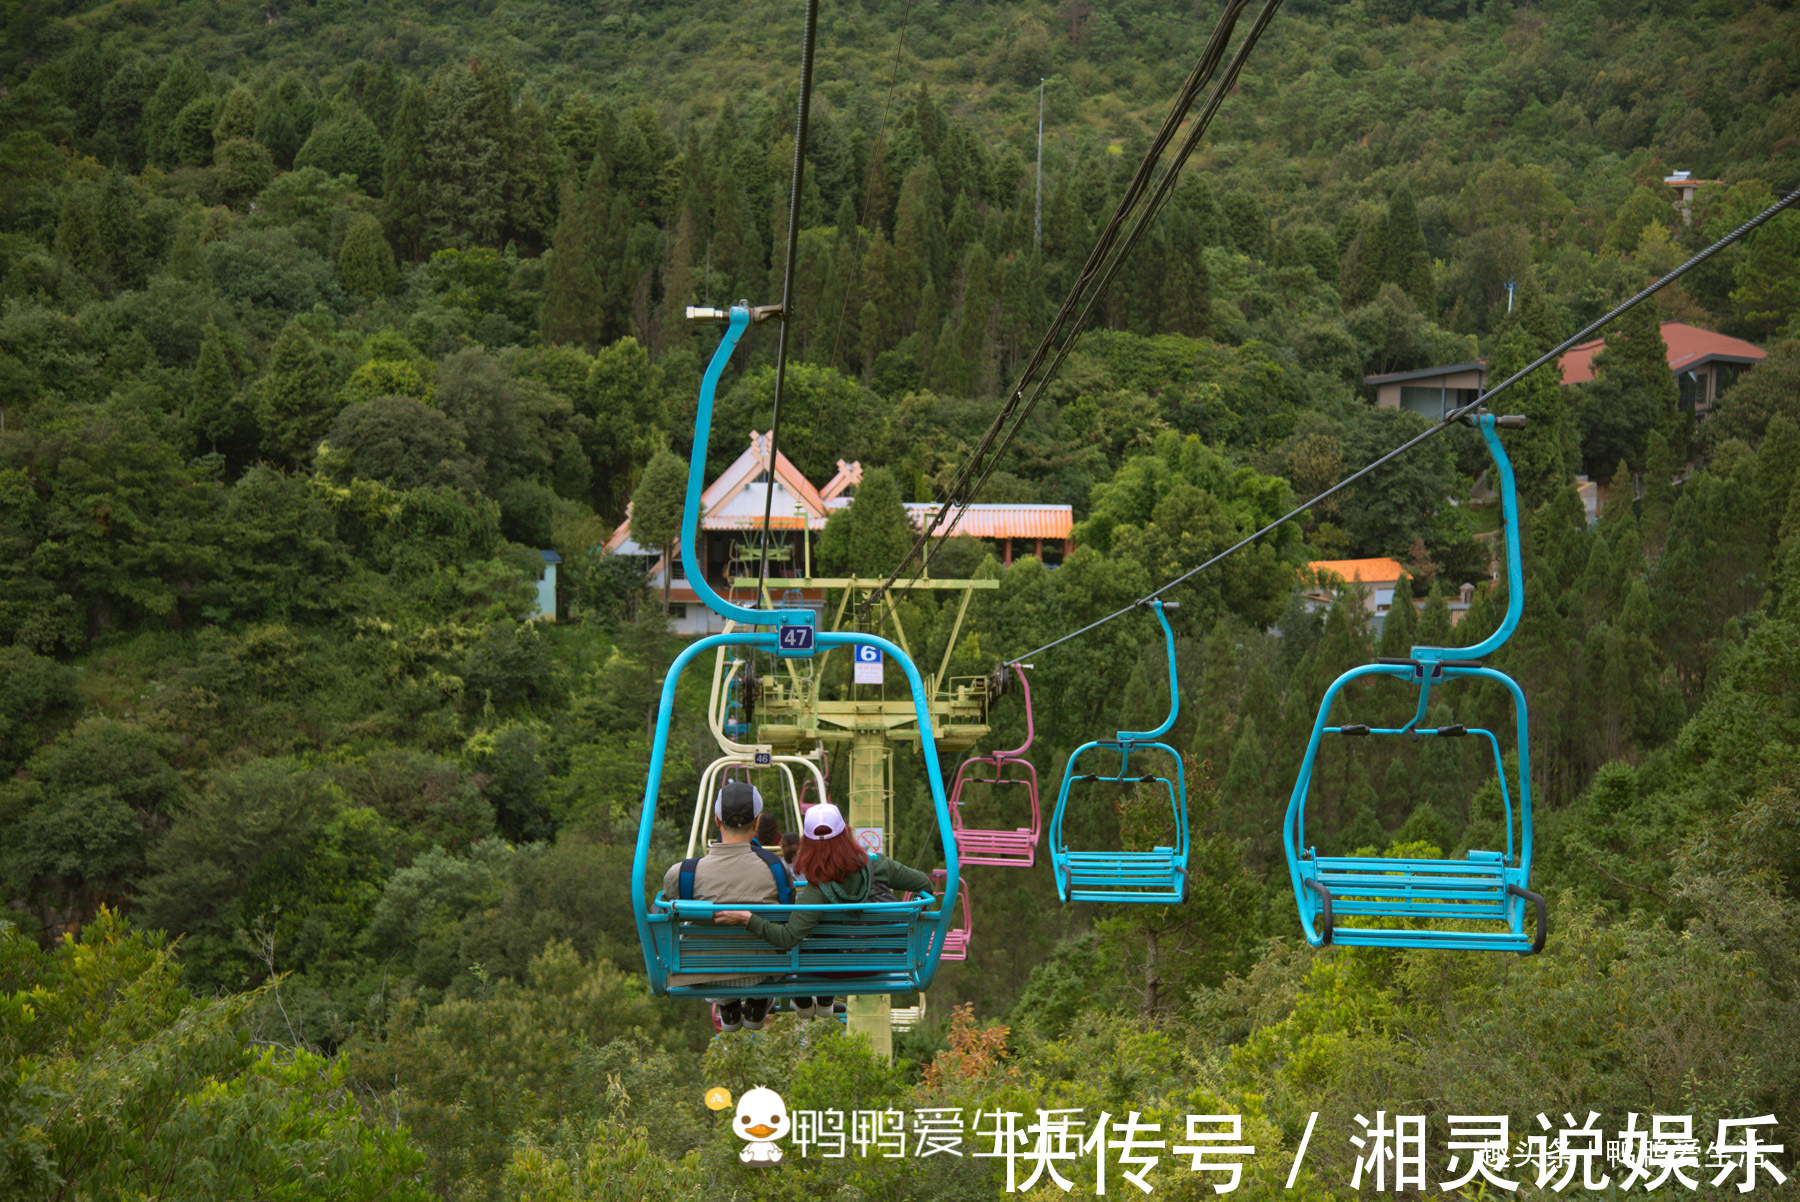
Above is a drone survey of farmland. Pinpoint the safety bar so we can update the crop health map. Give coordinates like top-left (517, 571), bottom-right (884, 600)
top-left (1305, 878), bottom-right (1334, 946)
top-left (1507, 884), bottom-right (1547, 956)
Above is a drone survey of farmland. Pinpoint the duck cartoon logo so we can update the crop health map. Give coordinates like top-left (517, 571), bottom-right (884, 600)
top-left (732, 1086), bottom-right (791, 1166)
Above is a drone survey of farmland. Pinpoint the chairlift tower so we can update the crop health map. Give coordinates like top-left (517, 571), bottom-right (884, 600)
top-left (732, 573), bottom-right (997, 1059)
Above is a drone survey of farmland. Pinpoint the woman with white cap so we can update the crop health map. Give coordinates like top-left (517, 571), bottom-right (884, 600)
top-left (713, 801), bottom-right (935, 1018)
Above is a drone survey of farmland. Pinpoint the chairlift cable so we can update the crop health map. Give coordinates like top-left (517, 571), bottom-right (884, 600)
top-left (861, 0), bottom-right (1269, 619)
top-left (1005, 185), bottom-right (1800, 667)
top-left (757, 0), bottom-right (822, 603)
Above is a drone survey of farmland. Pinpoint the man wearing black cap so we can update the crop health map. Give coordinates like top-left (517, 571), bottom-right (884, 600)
top-left (659, 780), bottom-right (792, 1031)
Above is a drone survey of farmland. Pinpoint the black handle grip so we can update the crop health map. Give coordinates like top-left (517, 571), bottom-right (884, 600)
top-left (1305, 878), bottom-right (1334, 946)
top-left (1508, 884), bottom-right (1547, 955)
top-left (1435, 724), bottom-right (1467, 737)
top-left (1339, 724), bottom-right (1370, 737)
top-left (1495, 414), bottom-right (1528, 428)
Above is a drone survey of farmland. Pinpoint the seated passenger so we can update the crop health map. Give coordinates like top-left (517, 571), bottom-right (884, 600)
top-left (661, 781), bottom-right (792, 1032)
top-left (714, 802), bottom-right (933, 1019)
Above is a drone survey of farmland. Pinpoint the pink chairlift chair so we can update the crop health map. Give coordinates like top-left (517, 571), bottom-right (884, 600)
top-left (948, 664), bottom-right (1041, 867)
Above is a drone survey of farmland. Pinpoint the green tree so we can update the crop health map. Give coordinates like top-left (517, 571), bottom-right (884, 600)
top-left (1490, 325), bottom-right (1573, 508)
top-left (256, 319), bottom-right (338, 466)
top-left (323, 396), bottom-right (481, 493)
top-left (381, 82), bottom-right (431, 259)
top-left (337, 212), bottom-right (398, 299)
top-left (254, 71), bottom-right (318, 170)
top-left (629, 448), bottom-right (686, 614)
top-left (541, 165), bottom-right (636, 351)
top-left (1381, 185), bottom-right (1434, 314)
top-left (211, 136), bottom-right (275, 208)
top-left (213, 83), bottom-right (257, 142)
top-left (294, 98), bottom-right (386, 194)
top-left (579, 336), bottom-right (665, 518)
top-left (817, 465), bottom-right (915, 578)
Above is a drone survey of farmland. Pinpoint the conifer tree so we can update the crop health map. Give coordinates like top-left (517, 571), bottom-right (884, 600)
top-left (100, 60), bottom-right (147, 169)
top-left (257, 320), bottom-right (337, 466)
top-left (380, 83), bottom-right (430, 260)
top-left (1490, 325), bottom-right (1572, 508)
top-left (629, 448), bottom-right (687, 614)
top-left (94, 167), bottom-right (144, 290)
top-left (144, 53), bottom-right (209, 169)
top-left (188, 325), bottom-right (245, 457)
top-left (419, 62), bottom-right (511, 248)
top-left (253, 72), bottom-right (318, 171)
top-left (508, 93), bottom-right (558, 250)
top-left (1382, 185), bottom-right (1433, 314)
top-left (212, 85), bottom-right (257, 143)
top-left (541, 164), bottom-right (637, 351)
top-left (1640, 430), bottom-right (1676, 555)
top-left (817, 466), bottom-right (914, 577)
top-left (337, 214), bottom-right (398, 300)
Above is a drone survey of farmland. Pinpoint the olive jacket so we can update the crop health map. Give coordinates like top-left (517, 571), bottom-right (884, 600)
top-left (743, 855), bottom-right (935, 951)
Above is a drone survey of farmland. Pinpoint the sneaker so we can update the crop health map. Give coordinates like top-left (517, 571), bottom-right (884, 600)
top-left (831, 998), bottom-right (847, 1016)
top-left (742, 998), bottom-right (771, 1030)
top-left (717, 1001), bottom-right (743, 1033)
top-left (791, 998), bottom-right (816, 1019)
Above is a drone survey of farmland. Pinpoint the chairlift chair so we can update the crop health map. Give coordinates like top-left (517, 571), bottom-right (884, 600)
top-left (633, 303), bottom-right (962, 999)
top-left (1048, 599), bottom-right (1189, 904)
top-left (904, 869), bottom-right (971, 961)
top-left (948, 663), bottom-right (1042, 867)
top-left (1281, 414), bottom-right (1546, 955)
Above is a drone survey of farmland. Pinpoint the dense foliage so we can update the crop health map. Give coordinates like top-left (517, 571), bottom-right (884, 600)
top-left (3, 0), bottom-right (1798, 1195)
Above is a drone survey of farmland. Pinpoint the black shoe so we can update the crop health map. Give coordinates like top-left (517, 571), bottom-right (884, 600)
top-left (792, 998), bottom-right (816, 1019)
top-left (742, 998), bottom-right (771, 1030)
top-left (718, 1001), bottom-right (743, 1033)
top-left (831, 998), bottom-right (846, 1016)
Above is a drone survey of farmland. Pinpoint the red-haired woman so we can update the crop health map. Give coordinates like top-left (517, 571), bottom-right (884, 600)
top-left (714, 802), bottom-right (935, 1019)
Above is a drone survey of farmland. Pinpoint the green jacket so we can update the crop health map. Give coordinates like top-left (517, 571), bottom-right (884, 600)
top-left (744, 855), bottom-right (935, 952)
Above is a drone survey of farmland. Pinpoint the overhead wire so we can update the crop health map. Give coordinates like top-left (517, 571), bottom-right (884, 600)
top-left (1005, 184), bottom-right (1800, 667)
top-left (756, 0), bottom-right (823, 604)
top-left (860, 0), bottom-right (1275, 619)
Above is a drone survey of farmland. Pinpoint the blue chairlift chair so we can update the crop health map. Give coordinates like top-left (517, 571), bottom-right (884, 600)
top-left (632, 303), bottom-right (960, 998)
top-left (1048, 599), bottom-right (1189, 904)
top-left (1282, 414), bottom-right (1546, 954)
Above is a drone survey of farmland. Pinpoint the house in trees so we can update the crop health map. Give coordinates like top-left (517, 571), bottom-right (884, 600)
top-left (604, 433), bottom-right (1072, 635)
top-left (1663, 170), bottom-right (1722, 226)
top-left (1367, 322), bottom-right (1765, 420)
top-left (1363, 361), bottom-right (1489, 420)
top-left (1303, 557), bottom-right (1475, 630)
top-left (1558, 320), bottom-right (1765, 417)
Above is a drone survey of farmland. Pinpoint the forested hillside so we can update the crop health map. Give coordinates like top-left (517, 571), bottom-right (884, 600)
top-left (3, 0), bottom-right (1799, 1196)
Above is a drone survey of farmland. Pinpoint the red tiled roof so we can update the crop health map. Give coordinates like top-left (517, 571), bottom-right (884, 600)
top-left (905, 503), bottom-right (1073, 540)
top-left (1559, 321), bottom-right (1765, 386)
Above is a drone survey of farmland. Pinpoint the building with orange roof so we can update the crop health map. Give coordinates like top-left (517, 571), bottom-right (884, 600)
top-left (1303, 557), bottom-right (1476, 630)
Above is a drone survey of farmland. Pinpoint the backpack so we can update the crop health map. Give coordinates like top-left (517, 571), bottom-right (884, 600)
top-left (677, 840), bottom-right (793, 904)
top-left (865, 852), bottom-right (897, 904)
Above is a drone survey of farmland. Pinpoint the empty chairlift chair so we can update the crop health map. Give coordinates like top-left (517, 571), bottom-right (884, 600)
top-left (948, 664), bottom-right (1042, 867)
top-left (1282, 413), bottom-right (1546, 954)
top-left (905, 869), bottom-right (971, 961)
top-left (633, 302), bottom-right (963, 999)
top-left (1049, 599), bottom-right (1189, 904)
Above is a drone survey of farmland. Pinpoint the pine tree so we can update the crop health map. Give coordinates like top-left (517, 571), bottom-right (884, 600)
top-left (419, 62), bottom-right (512, 248)
top-left (380, 83), bottom-right (431, 260)
top-left (212, 85), bottom-right (257, 143)
top-left (541, 164), bottom-right (637, 351)
top-left (1640, 430), bottom-right (1676, 555)
top-left (100, 60), bottom-right (148, 169)
top-left (253, 72), bottom-right (318, 171)
top-left (188, 325), bottom-right (240, 455)
top-left (337, 214), bottom-right (398, 300)
top-left (257, 320), bottom-right (337, 466)
top-left (892, 160), bottom-right (946, 330)
top-left (508, 92), bottom-right (558, 250)
top-left (1417, 581), bottom-right (1454, 647)
top-left (1490, 325), bottom-right (1573, 508)
top-left (940, 243), bottom-right (997, 396)
top-left (144, 52), bottom-right (209, 169)
top-left (629, 448), bottom-right (687, 614)
top-left (94, 167), bottom-right (144, 290)
top-left (817, 466), bottom-right (914, 577)
top-left (1382, 185), bottom-right (1433, 314)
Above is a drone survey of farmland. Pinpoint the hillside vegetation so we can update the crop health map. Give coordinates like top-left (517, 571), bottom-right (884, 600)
top-left (3, 0), bottom-right (1799, 1196)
